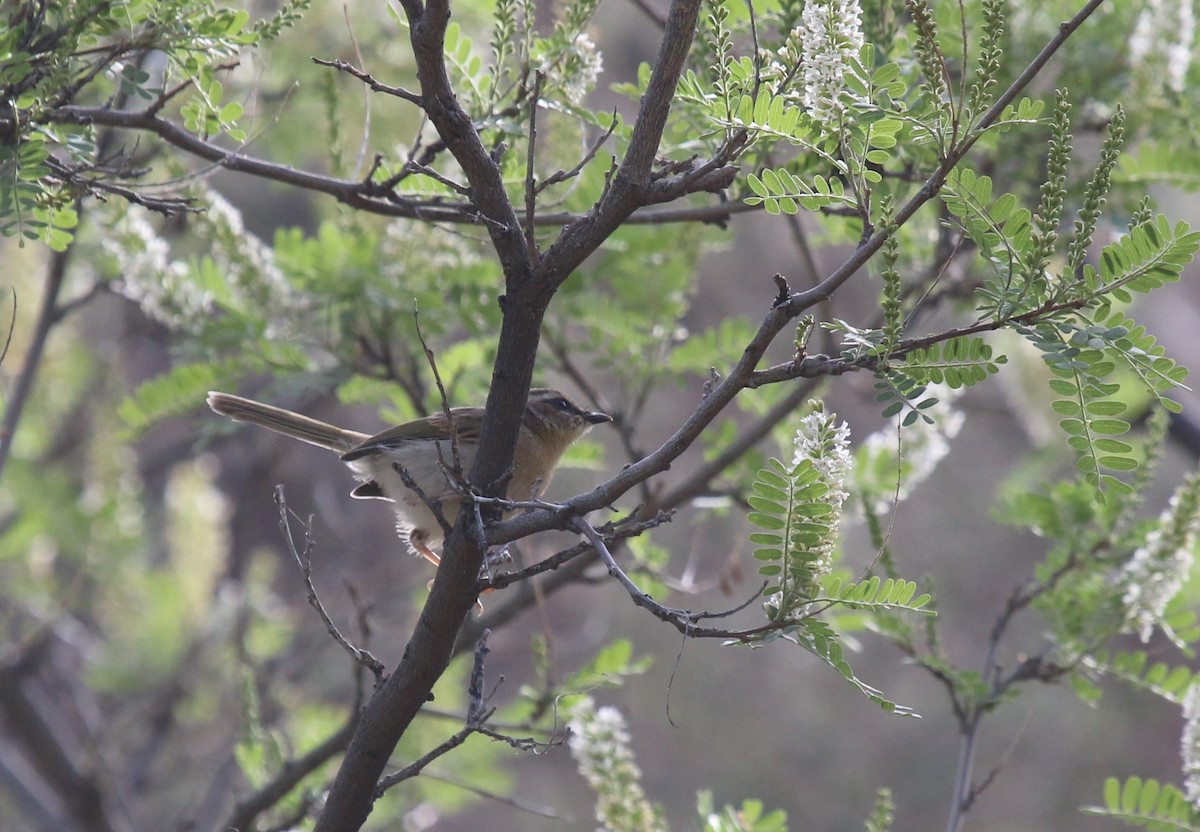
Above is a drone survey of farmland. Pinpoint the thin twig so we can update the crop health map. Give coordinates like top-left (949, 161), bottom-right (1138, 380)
top-left (274, 486), bottom-right (386, 679)
top-left (524, 72), bottom-right (544, 263)
top-left (570, 516), bottom-right (798, 640)
top-left (412, 301), bottom-right (464, 485)
top-left (402, 159), bottom-right (470, 195)
top-left (417, 770), bottom-right (575, 820)
top-left (46, 156), bottom-right (197, 215)
top-left (340, 8), bottom-right (375, 180)
top-left (0, 288), bottom-right (16, 368)
top-left (312, 57), bottom-right (423, 105)
top-left (535, 113), bottom-right (619, 195)
top-left (482, 511), bottom-right (673, 590)
top-left (391, 461), bottom-right (455, 538)
top-left (374, 632), bottom-right (495, 796)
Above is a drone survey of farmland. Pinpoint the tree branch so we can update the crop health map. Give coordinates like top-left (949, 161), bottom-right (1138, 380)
top-left (0, 228), bottom-right (72, 483)
top-left (488, 0), bottom-right (1111, 547)
top-left (539, 0), bottom-right (736, 285)
top-left (49, 104), bottom-right (754, 227)
top-left (275, 486), bottom-right (386, 679)
top-left (312, 57), bottom-right (424, 105)
top-left (51, 105), bottom-right (488, 223)
top-left (220, 714), bottom-right (359, 832)
top-left (0, 634), bottom-right (123, 832)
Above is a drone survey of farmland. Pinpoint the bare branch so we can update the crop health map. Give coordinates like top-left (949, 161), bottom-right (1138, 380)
top-left (312, 57), bottom-right (424, 105)
top-left (482, 511), bottom-right (673, 590)
top-left (572, 516), bottom-right (802, 641)
top-left (46, 104), bottom-right (757, 227)
top-left (539, 0), bottom-right (741, 285)
top-left (50, 105), bottom-right (483, 223)
top-left (46, 156), bottom-right (197, 216)
top-left (489, 0), bottom-right (1111, 548)
top-left (275, 486), bottom-right (386, 679)
top-left (535, 112), bottom-right (618, 195)
top-left (373, 632), bottom-right (495, 796)
top-left (404, 0), bottom-right (530, 280)
top-left (0, 634), bottom-right (122, 832)
top-left (404, 159), bottom-right (471, 195)
top-left (524, 72), bottom-right (544, 262)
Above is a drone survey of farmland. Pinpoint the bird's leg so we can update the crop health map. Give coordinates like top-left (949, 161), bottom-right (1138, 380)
top-left (406, 529), bottom-right (442, 566)
top-left (413, 540), bottom-right (442, 567)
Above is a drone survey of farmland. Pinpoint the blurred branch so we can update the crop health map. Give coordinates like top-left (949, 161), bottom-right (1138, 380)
top-left (0, 233), bottom-right (73, 483)
top-left (625, 0), bottom-right (668, 28)
top-left (0, 633), bottom-right (125, 832)
top-left (220, 713), bottom-right (360, 832)
top-left (0, 746), bottom-right (65, 831)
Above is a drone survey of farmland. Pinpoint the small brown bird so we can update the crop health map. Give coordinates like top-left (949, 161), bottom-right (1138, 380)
top-left (207, 389), bottom-right (611, 565)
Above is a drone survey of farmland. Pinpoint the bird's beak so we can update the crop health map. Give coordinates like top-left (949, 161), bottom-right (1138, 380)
top-left (585, 410), bottom-right (613, 425)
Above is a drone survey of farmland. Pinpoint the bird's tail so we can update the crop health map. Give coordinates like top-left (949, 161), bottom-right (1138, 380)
top-left (207, 392), bottom-right (368, 453)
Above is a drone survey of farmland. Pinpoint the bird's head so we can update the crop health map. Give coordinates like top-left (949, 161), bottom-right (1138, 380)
top-left (523, 388), bottom-right (612, 452)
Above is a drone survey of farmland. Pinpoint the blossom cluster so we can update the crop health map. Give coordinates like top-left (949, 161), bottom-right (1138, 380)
top-left (1119, 470), bottom-right (1200, 643)
top-left (792, 404), bottom-right (852, 578)
top-left (568, 698), bottom-right (662, 831)
top-left (796, 0), bottom-right (866, 127)
top-left (544, 32), bottom-right (603, 105)
top-left (102, 190), bottom-right (306, 342)
top-left (1183, 682), bottom-right (1200, 807)
top-left (195, 190), bottom-right (305, 342)
top-left (102, 206), bottom-right (205, 332)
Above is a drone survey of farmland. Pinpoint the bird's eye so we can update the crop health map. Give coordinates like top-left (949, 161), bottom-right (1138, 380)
top-left (553, 398), bottom-right (572, 411)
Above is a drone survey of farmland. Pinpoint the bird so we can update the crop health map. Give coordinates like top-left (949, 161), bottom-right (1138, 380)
top-left (207, 388), bottom-right (611, 566)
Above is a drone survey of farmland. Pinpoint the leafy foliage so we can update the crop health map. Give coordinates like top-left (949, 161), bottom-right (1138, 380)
top-left (1085, 214), bottom-right (1200, 303)
top-left (1082, 777), bottom-right (1200, 832)
top-left (698, 792), bottom-right (789, 832)
top-left (749, 457), bottom-right (836, 618)
top-left (744, 413), bottom-right (929, 715)
top-left (942, 166), bottom-right (1033, 302)
top-left (778, 617), bottom-right (918, 716)
top-left (869, 373), bottom-right (939, 427)
top-left (898, 336), bottom-right (1006, 389)
top-left (1022, 320), bottom-right (1140, 492)
top-left (1102, 651), bottom-right (1196, 704)
top-left (821, 575), bottom-right (931, 613)
top-left (746, 168), bottom-right (852, 215)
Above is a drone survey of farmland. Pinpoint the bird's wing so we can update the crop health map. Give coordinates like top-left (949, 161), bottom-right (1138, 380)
top-left (339, 406), bottom-right (485, 461)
